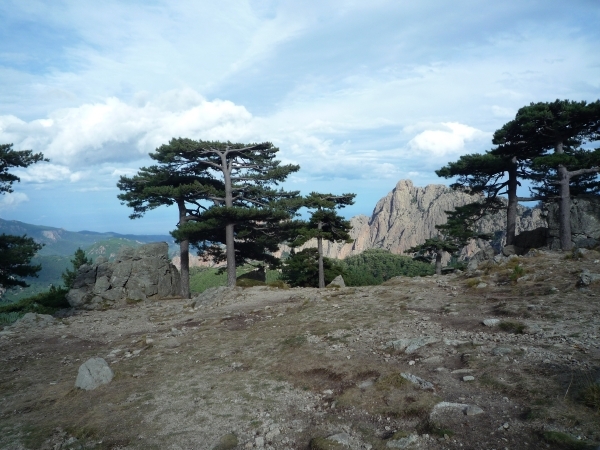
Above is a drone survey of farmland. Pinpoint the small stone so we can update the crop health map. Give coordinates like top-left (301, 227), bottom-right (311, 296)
top-left (476, 283), bottom-right (487, 289)
top-left (255, 436), bottom-right (265, 447)
top-left (328, 432), bottom-right (350, 445)
top-left (462, 376), bottom-right (475, 382)
top-left (408, 360), bottom-right (415, 366)
top-left (401, 372), bottom-right (435, 390)
top-left (503, 422), bottom-right (510, 429)
top-left (386, 434), bottom-right (418, 448)
top-left (483, 319), bottom-right (500, 327)
top-left (465, 405), bottom-right (484, 416)
top-left (492, 347), bottom-right (512, 356)
top-left (386, 336), bottom-right (439, 354)
top-left (265, 428), bottom-right (280, 440)
top-left (323, 389), bottom-right (334, 395)
top-left (162, 337), bottom-right (181, 349)
top-left (358, 380), bottom-right (374, 389)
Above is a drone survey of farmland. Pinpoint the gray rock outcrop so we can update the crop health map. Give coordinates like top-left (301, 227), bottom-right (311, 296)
top-left (286, 180), bottom-right (546, 259)
top-left (75, 357), bottom-right (114, 390)
top-left (66, 242), bottom-right (181, 310)
top-left (11, 313), bottom-right (56, 329)
top-left (327, 275), bottom-right (345, 288)
top-left (545, 196), bottom-right (600, 249)
top-left (578, 269), bottom-right (600, 287)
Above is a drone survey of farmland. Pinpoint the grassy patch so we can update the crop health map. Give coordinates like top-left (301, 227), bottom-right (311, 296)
top-left (375, 373), bottom-right (408, 391)
top-left (541, 431), bottom-right (595, 449)
top-left (236, 278), bottom-right (265, 288)
top-left (499, 320), bottom-right (526, 334)
top-left (579, 382), bottom-right (600, 412)
top-left (465, 278), bottom-right (481, 288)
top-left (212, 433), bottom-right (238, 450)
top-left (281, 335), bottom-right (307, 349)
top-left (309, 437), bottom-right (345, 450)
top-left (509, 264), bottom-right (526, 282)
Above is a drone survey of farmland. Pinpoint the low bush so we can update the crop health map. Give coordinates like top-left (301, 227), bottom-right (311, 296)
top-left (0, 286), bottom-right (70, 317)
top-left (343, 249), bottom-right (434, 286)
top-left (236, 278), bottom-right (265, 288)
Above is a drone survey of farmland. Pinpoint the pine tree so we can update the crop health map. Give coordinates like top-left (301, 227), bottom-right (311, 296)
top-left (0, 143), bottom-right (46, 295)
top-left (287, 193), bottom-right (355, 288)
top-left (117, 138), bottom-right (226, 298)
top-left (0, 143), bottom-right (46, 194)
top-left (170, 140), bottom-right (301, 287)
top-left (61, 248), bottom-right (92, 289)
top-left (280, 248), bottom-right (345, 288)
top-left (437, 148), bottom-right (537, 247)
top-left (407, 202), bottom-right (491, 275)
top-left (494, 100), bottom-right (600, 250)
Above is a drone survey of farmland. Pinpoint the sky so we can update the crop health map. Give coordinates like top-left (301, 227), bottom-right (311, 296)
top-left (0, 0), bottom-right (599, 235)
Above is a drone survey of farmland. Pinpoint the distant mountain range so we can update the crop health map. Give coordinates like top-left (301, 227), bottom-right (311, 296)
top-left (0, 218), bottom-right (177, 301)
top-left (0, 218), bottom-right (177, 257)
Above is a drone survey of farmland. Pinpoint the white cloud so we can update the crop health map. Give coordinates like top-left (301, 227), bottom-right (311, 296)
top-left (0, 89), bottom-right (255, 168)
top-left (407, 122), bottom-right (488, 156)
top-left (0, 192), bottom-right (28, 209)
top-left (13, 163), bottom-right (80, 183)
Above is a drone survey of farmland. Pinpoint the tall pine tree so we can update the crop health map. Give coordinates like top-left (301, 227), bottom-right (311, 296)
top-left (171, 140), bottom-right (300, 287)
top-left (494, 100), bottom-right (600, 250)
top-left (117, 138), bottom-right (224, 298)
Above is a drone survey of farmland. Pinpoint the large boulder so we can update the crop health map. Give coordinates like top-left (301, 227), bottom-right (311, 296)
top-left (545, 196), bottom-right (600, 249)
top-left (75, 357), bottom-right (114, 390)
top-left (66, 242), bottom-right (181, 310)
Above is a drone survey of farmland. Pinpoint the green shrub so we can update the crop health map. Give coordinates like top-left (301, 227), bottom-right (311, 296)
top-left (0, 286), bottom-right (70, 315)
top-left (509, 264), bottom-right (525, 281)
top-left (542, 431), bottom-right (595, 449)
top-left (0, 311), bottom-right (24, 325)
top-left (281, 248), bottom-right (345, 287)
top-left (343, 249), bottom-right (434, 286)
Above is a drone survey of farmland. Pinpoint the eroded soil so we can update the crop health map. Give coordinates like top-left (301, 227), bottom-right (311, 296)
top-left (0, 250), bottom-right (599, 450)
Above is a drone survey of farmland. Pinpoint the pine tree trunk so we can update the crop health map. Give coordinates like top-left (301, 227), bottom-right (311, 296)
top-left (317, 234), bottom-right (325, 289)
top-left (555, 141), bottom-right (573, 251)
top-left (222, 152), bottom-right (237, 287)
top-left (435, 249), bottom-right (443, 275)
top-left (226, 224), bottom-right (237, 287)
top-left (505, 156), bottom-right (519, 246)
top-left (177, 200), bottom-right (191, 299)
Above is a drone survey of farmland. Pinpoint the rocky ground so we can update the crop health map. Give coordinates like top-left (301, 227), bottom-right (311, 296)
top-left (1, 250), bottom-right (599, 450)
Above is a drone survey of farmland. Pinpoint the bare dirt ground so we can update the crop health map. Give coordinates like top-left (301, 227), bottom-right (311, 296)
top-left (1, 250), bottom-right (599, 450)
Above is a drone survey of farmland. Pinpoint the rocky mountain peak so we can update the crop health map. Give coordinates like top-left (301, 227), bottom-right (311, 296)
top-left (313, 179), bottom-right (546, 259)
